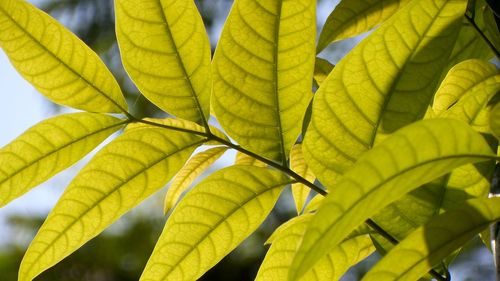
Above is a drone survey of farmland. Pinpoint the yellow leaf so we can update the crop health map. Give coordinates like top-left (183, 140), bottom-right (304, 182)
top-left (317, 0), bottom-right (411, 52)
top-left (256, 214), bottom-right (375, 281)
top-left (313, 57), bottom-right (334, 87)
top-left (0, 0), bottom-right (128, 113)
top-left (19, 126), bottom-right (205, 281)
top-left (140, 166), bottom-right (291, 281)
top-left (290, 144), bottom-right (315, 214)
top-left (212, 0), bottom-right (316, 162)
top-left (0, 113), bottom-right (125, 207)
top-left (303, 0), bottom-right (467, 187)
top-left (234, 151), bottom-right (267, 167)
top-left (164, 146), bottom-right (227, 214)
top-left (115, 0), bottom-right (211, 124)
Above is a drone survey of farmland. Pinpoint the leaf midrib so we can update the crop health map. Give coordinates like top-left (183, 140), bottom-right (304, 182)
top-left (0, 3), bottom-right (128, 114)
top-left (153, 0), bottom-right (209, 128)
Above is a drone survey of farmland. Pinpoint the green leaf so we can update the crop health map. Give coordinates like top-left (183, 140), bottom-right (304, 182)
top-left (317, 0), bottom-right (411, 52)
top-left (115, 0), bottom-right (211, 124)
top-left (19, 125), bottom-right (205, 281)
top-left (140, 166), bottom-right (291, 281)
top-left (303, 0), bottom-right (466, 187)
top-left (433, 59), bottom-right (500, 118)
top-left (256, 214), bottom-right (375, 281)
top-left (362, 197), bottom-right (500, 281)
top-left (0, 0), bottom-right (128, 113)
top-left (212, 0), bottom-right (316, 162)
top-left (0, 113), bottom-right (124, 207)
top-left (164, 146), bottom-right (227, 214)
top-left (289, 119), bottom-right (495, 280)
top-left (491, 102), bottom-right (500, 140)
top-left (290, 144), bottom-right (315, 214)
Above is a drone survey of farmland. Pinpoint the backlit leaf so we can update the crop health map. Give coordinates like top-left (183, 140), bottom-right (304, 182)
top-left (212, 0), bottom-right (316, 162)
top-left (140, 166), bottom-right (291, 281)
top-left (115, 0), bottom-right (211, 124)
top-left (0, 0), bottom-right (128, 113)
top-left (256, 214), bottom-right (374, 281)
top-left (303, 0), bottom-right (466, 187)
top-left (362, 198), bottom-right (500, 281)
top-left (491, 102), bottom-right (500, 140)
top-left (234, 151), bottom-right (267, 167)
top-left (289, 119), bottom-right (495, 280)
top-left (19, 125), bottom-right (205, 281)
top-left (317, 0), bottom-right (411, 52)
top-left (290, 144), bottom-right (315, 214)
top-left (0, 113), bottom-right (125, 207)
top-left (313, 57), bottom-right (334, 86)
top-left (164, 146), bottom-right (227, 214)
top-left (433, 59), bottom-right (499, 117)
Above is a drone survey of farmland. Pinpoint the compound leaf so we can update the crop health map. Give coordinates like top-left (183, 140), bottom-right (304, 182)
top-left (362, 198), bottom-right (500, 281)
top-left (19, 125), bottom-right (205, 281)
top-left (140, 166), bottom-right (291, 281)
top-left (212, 0), bottom-right (316, 162)
top-left (317, 0), bottom-right (411, 52)
top-left (491, 102), bottom-right (500, 140)
top-left (0, 113), bottom-right (125, 207)
top-left (256, 214), bottom-right (374, 281)
top-left (234, 152), bottom-right (267, 167)
top-left (115, 0), bottom-right (211, 124)
top-left (304, 0), bottom-right (466, 187)
top-left (0, 0), bottom-right (128, 113)
top-left (289, 119), bottom-right (495, 280)
top-left (164, 146), bottom-right (227, 214)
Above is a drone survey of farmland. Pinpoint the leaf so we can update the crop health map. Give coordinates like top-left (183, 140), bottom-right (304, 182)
top-left (0, 0), bottom-right (128, 113)
top-left (313, 57), bottom-right (334, 87)
top-left (433, 59), bottom-right (500, 117)
top-left (256, 214), bottom-right (375, 281)
top-left (491, 102), bottom-right (500, 140)
top-left (362, 197), bottom-right (500, 281)
top-left (317, 0), bottom-right (411, 52)
top-left (234, 151), bottom-right (267, 167)
top-left (0, 113), bottom-right (125, 207)
top-left (19, 125), bottom-right (205, 281)
top-left (290, 144), bottom-right (315, 214)
top-left (289, 119), bottom-right (495, 280)
top-left (164, 146), bottom-right (227, 214)
top-left (212, 0), bottom-right (316, 162)
top-left (140, 166), bottom-right (291, 281)
top-left (303, 0), bottom-right (466, 187)
top-left (115, 0), bottom-right (211, 124)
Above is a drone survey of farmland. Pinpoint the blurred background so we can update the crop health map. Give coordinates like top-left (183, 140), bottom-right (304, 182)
top-left (0, 0), bottom-right (496, 280)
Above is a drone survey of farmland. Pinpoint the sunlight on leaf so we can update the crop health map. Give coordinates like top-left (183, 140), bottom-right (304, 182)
top-left (0, 113), bottom-right (125, 207)
top-left (433, 59), bottom-right (499, 117)
top-left (0, 0), bottom-right (128, 113)
top-left (313, 57), bottom-right (334, 86)
top-left (289, 119), bottom-right (495, 280)
top-left (317, 0), bottom-right (411, 52)
top-left (290, 144), bottom-right (315, 214)
top-left (234, 151), bottom-right (267, 167)
top-left (115, 0), bottom-right (211, 124)
top-left (212, 0), bottom-right (316, 162)
top-left (303, 0), bottom-right (466, 187)
top-left (362, 198), bottom-right (500, 281)
top-left (140, 166), bottom-right (292, 281)
top-left (19, 125), bottom-right (205, 281)
top-left (256, 214), bottom-right (374, 281)
top-left (164, 146), bottom-right (227, 214)
top-left (491, 102), bottom-right (500, 140)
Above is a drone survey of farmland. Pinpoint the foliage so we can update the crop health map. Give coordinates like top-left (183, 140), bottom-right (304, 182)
top-left (0, 0), bottom-right (499, 280)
